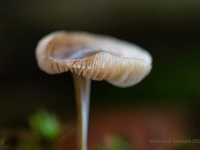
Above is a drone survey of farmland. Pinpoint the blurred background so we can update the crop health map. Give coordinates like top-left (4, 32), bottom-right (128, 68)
top-left (0, 0), bottom-right (200, 149)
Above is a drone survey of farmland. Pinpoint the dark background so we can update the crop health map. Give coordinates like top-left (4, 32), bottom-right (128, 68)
top-left (0, 0), bottom-right (200, 136)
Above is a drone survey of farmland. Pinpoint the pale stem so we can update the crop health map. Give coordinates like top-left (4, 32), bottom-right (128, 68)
top-left (73, 74), bottom-right (91, 150)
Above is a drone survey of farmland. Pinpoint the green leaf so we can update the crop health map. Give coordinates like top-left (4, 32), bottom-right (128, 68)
top-left (28, 109), bottom-right (61, 141)
top-left (95, 136), bottom-right (134, 150)
top-left (110, 137), bottom-right (132, 150)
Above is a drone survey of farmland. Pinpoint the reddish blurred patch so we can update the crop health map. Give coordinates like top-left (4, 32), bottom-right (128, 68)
top-left (57, 104), bottom-right (188, 150)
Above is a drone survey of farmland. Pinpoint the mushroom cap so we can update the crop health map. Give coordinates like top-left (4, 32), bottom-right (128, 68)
top-left (36, 31), bottom-right (152, 87)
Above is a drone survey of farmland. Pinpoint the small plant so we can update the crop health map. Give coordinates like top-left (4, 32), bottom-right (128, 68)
top-left (95, 136), bottom-right (133, 150)
top-left (29, 109), bottom-right (61, 142)
top-left (17, 109), bottom-right (62, 150)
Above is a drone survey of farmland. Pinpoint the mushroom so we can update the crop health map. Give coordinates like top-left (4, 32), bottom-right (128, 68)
top-left (35, 31), bottom-right (152, 150)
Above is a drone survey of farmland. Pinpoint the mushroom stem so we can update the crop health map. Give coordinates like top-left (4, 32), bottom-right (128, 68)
top-left (73, 74), bottom-right (91, 150)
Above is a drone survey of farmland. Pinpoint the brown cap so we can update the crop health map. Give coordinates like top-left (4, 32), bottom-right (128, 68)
top-left (36, 31), bottom-right (152, 87)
